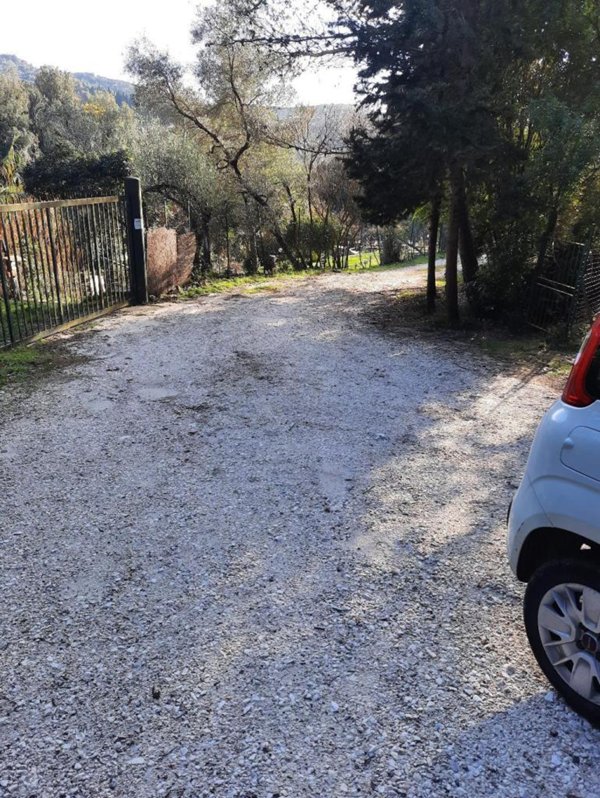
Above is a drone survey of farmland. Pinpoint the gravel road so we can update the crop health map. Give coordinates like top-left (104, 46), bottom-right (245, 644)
top-left (1, 266), bottom-right (598, 798)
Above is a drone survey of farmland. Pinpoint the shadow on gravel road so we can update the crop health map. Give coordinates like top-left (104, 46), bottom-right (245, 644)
top-left (1, 277), bottom-right (598, 798)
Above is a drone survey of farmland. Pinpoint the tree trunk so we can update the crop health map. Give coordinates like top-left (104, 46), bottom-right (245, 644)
top-left (446, 176), bottom-right (460, 327)
top-left (537, 204), bottom-right (559, 272)
top-left (224, 207), bottom-right (231, 277)
top-left (427, 194), bottom-right (441, 314)
top-left (283, 183), bottom-right (307, 269)
top-left (200, 212), bottom-right (212, 276)
top-left (456, 169), bottom-right (478, 284)
top-left (191, 210), bottom-right (212, 278)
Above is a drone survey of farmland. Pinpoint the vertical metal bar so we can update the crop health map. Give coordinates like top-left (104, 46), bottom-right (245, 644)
top-left (7, 212), bottom-right (40, 336)
top-left (115, 200), bottom-right (127, 302)
top-left (57, 206), bottom-right (81, 322)
top-left (120, 197), bottom-right (132, 301)
top-left (73, 205), bottom-right (97, 312)
top-left (3, 211), bottom-right (32, 338)
top-left (0, 223), bottom-right (8, 346)
top-left (109, 198), bottom-right (126, 303)
top-left (2, 213), bottom-right (27, 343)
top-left (0, 214), bottom-right (16, 344)
top-left (98, 202), bottom-right (113, 306)
top-left (101, 203), bottom-right (119, 305)
top-left (105, 201), bottom-right (121, 305)
top-left (53, 206), bottom-right (74, 322)
top-left (31, 207), bottom-right (59, 327)
top-left (82, 205), bottom-right (101, 313)
top-left (0, 230), bottom-right (8, 348)
top-left (66, 206), bottom-right (87, 318)
top-left (45, 206), bottom-right (64, 323)
top-left (111, 201), bottom-right (125, 303)
top-left (19, 210), bottom-right (48, 334)
top-left (29, 207), bottom-right (53, 327)
top-left (89, 203), bottom-right (105, 311)
top-left (0, 214), bottom-right (27, 342)
top-left (91, 202), bottom-right (108, 308)
top-left (74, 205), bottom-right (96, 315)
top-left (50, 206), bottom-right (70, 322)
top-left (117, 200), bottom-right (129, 301)
top-left (103, 201), bottom-right (121, 305)
top-left (65, 204), bottom-right (90, 317)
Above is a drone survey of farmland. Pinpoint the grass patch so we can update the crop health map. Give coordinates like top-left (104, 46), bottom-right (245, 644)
top-left (0, 342), bottom-right (61, 389)
top-left (347, 252), bottom-right (381, 270)
top-left (180, 258), bottom-right (435, 299)
top-left (244, 284), bottom-right (281, 294)
top-left (473, 332), bottom-right (575, 379)
top-left (180, 269), bottom-right (321, 298)
top-left (350, 253), bottom-right (433, 273)
top-left (369, 281), bottom-right (576, 385)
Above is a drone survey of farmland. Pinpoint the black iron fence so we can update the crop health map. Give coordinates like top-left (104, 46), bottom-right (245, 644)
top-left (528, 242), bottom-right (600, 340)
top-left (0, 194), bottom-right (135, 348)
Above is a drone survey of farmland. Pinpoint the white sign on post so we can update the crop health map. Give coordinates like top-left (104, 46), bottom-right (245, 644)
top-left (134, 218), bottom-right (144, 231)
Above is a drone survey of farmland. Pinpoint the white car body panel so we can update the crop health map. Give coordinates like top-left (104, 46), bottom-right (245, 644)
top-left (508, 399), bottom-right (600, 577)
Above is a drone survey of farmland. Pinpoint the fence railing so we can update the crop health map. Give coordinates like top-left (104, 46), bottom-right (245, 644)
top-left (572, 249), bottom-right (600, 335)
top-left (528, 242), bottom-right (592, 339)
top-left (0, 195), bottom-right (132, 348)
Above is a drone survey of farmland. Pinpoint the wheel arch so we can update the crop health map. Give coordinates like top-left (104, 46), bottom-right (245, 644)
top-left (517, 527), bottom-right (600, 582)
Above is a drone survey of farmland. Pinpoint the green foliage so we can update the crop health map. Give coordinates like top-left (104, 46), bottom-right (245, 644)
top-left (0, 67), bottom-right (32, 158)
top-left (181, 269), bottom-right (319, 297)
top-left (29, 68), bottom-right (135, 157)
top-left (0, 342), bottom-right (58, 388)
top-left (0, 64), bottom-right (136, 201)
top-left (344, 0), bottom-right (600, 320)
top-left (0, 144), bottom-right (25, 198)
top-left (0, 68), bottom-right (35, 194)
top-left (127, 7), bottom-right (378, 276)
top-left (0, 54), bottom-right (134, 102)
top-left (23, 148), bottom-right (130, 199)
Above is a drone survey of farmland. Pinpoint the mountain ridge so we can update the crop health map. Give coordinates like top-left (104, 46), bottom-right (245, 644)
top-left (0, 53), bottom-right (134, 103)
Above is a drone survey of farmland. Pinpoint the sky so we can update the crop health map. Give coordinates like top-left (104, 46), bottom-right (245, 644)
top-left (1, 0), bottom-right (357, 105)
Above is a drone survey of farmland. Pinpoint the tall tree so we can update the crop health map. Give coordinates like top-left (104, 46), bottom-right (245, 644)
top-left (132, 120), bottom-right (234, 274)
top-left (127, 4), bottom-right (303, 268)
top-left (29, 67), bottom-right (81, 155)
top-left (344, 0), bottom-right (526, 322)
top-left (0, 68), bottom-right (35, 196)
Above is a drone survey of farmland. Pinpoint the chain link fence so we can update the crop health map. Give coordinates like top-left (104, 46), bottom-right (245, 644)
top-left (528, 241), bottom-right (600, 341)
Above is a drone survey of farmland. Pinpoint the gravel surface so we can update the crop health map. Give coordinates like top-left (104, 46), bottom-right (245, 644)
top-left (1, 266), bottom-right (598, 798)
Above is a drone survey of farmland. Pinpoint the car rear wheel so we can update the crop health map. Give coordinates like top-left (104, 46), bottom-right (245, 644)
top-left (524, 559), bottom-right (600, 725)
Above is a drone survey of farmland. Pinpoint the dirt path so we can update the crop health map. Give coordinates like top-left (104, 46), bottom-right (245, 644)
top-left (0, 268), bottom-right (597, 798)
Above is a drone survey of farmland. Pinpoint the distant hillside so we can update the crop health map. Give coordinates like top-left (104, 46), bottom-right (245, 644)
top-left (0, 54), bottom-right (37, 82)
top-left (0, 54), bottom-right (134, 104)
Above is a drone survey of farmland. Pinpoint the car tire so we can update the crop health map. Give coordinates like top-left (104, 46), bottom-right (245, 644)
top-left (524, 558), bottom-right (600, 725)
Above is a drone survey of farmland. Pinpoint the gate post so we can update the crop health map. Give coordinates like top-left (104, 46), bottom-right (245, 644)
top-left (124, 177), bottom-right (148, 305)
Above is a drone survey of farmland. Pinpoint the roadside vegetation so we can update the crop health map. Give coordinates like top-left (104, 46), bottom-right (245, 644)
top-left (1, 0), bottom-right (599, 342)
top-left (0, 342), bottom-right (66, 388)
top-left (370, 277), bottom-right (577, 382)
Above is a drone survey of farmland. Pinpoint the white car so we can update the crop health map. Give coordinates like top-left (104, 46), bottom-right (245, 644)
top-left (509, 317), bottom-right (600, 723)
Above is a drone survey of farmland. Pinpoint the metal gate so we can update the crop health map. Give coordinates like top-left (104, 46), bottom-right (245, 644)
top-left (528, 242), bottom-right (590, 339)
top-left (0, 196), bottom-right (131, 348)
